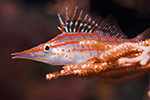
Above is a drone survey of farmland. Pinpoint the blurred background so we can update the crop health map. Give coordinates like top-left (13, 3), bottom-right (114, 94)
top-left (1, 0), bottom-right (150, 100)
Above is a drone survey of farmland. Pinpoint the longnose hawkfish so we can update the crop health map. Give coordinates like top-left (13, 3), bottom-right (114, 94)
top-left (11, 6), bottom-right (150, 82)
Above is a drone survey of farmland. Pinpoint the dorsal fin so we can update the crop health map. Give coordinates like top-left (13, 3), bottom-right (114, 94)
top-left (94, 15), bottom-right (127, 38)
top-left (57, 6), bottom-right (99, 33)
top-left (57, 7), bottom-right (127, 39)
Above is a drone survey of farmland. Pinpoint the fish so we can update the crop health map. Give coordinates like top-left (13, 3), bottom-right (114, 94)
top-left (11, 6), bottom-right (150, 65)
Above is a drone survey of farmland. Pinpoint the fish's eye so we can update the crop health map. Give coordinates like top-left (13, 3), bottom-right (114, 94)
top-left (44, 44), bottom-right (51, 53)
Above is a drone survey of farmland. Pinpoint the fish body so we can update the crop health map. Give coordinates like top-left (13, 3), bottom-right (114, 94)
top-left (46, 32), bottom-right (137, 65)
top-left (11, 7), bottom-right (150, 65)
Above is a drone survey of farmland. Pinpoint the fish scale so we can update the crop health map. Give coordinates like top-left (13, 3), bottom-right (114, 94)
top-left (11, 6), bottom-right (150, 65)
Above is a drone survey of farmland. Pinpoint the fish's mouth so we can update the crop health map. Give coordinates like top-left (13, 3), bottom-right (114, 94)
top-left (11, 51), bottom-right (51, 63)
top-left (11, 52), bottom-right (36, 59)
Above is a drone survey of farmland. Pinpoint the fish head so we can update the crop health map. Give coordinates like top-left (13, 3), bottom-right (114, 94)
top-left (11, 42), bottom-right (61, 65)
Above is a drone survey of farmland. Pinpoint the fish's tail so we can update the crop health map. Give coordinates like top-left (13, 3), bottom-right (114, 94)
top-left (131, 28), bottom-right (150, 41)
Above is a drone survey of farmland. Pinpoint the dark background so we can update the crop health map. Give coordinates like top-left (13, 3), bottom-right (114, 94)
top-left (1, 0), bottom-right (150, 100)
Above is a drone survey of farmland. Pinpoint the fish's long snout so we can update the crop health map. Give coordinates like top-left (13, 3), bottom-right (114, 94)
top-left (11, 52), bottom-right (34, 59)
top-left (11, 44), bottom-right (43, 59)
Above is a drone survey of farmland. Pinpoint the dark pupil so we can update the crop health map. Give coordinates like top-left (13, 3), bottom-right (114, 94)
top-left (45, 46), bottom-right (50, 51)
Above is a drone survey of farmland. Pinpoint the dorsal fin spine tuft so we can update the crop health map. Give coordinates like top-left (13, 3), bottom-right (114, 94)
top-left (73, 9), bottom-right (83, 32)
top-left (57, 13), bottom-right (66, 33)
top-left (65, 7), bottom-right (69, 22)
top-left (71, 6), bottom-right (78, 21)
top-left (57, 13), bottom-right (65, 26)
top-left (77, 14), bottom-right (88, 32)
top-left (57, 7), bottom-right (127, 38)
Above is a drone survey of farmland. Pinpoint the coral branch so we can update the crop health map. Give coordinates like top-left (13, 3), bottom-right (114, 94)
top-left (118, 46), bottom-right (150, 66)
